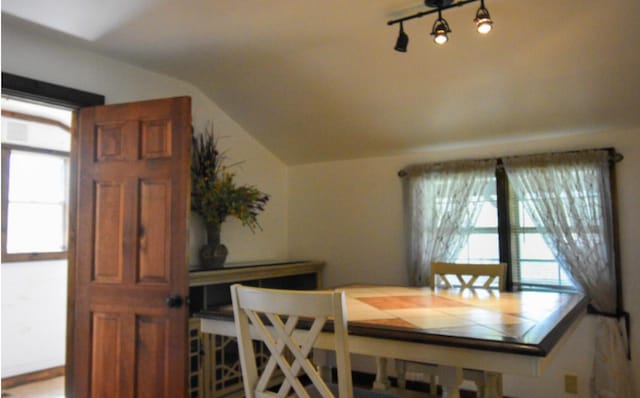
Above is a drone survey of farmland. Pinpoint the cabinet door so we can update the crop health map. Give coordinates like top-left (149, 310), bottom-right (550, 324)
top-left (68, 96), bottom-right (191, 397)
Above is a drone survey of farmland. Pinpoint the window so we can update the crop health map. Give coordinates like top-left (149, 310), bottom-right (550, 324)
top-left (451, 169), bottom-right (578, 290)
top-left (453, 180), bottom-right (499, 264)
top-left (1, 97), bottom-right (73, 262)
top-left (509, 186), bottom-right (575, 289)
top-left (406, 153), bottom-right (618, 292)
top-left (447, 173), bottom-right (571, 289)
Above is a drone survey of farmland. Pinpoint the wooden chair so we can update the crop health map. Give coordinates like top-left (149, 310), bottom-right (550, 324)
top-left (395, 262), bottom-right (506, 398)
top-left (430, 262), bottom-right (506, 291)
top-left (231, 284), bottom-right (400, 398)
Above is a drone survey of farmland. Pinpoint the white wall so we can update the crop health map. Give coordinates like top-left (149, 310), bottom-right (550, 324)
top-left (289, 129), bottom-right (639, 397)
top-left (1, 261), bottom-right (68, 377)
top-left (1, 19), bottom-right (289, 377)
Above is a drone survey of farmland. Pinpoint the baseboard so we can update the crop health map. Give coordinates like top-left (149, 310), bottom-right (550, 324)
top-left (1, 365), bottom-right (64, 390)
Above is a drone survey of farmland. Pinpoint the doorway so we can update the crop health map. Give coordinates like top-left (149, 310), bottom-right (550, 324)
top-left (1, 73), bottom-right (104, 391)
top-left (1, 96), bottom-right (72, 388)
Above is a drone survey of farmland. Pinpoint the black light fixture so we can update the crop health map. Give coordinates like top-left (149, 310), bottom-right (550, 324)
top-left (394, 22), bottom-right (409, 52)
top-left (387, 0), bottom-right (494, 51)
top-left (431, 9), bottom-right (451, 45)
top-left (474, 0), bottom-right (493, 34)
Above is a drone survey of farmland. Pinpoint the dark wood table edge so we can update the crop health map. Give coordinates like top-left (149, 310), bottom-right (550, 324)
top-left (197, 285), bottom-right (589, 358)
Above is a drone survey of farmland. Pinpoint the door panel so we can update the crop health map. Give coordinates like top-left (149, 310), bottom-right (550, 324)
top-left (69, 96), bottom-right (190, 398)
top-left (140, 119), bottom-right (172, 159)
top-left (93, 181), bottom-right (124, 282)
top-left (91, 312), bottom-right (123, 396)
top-left (138, 179), bottom-right (171, 283)
top-left (136, 315), bottom-right (170, 396)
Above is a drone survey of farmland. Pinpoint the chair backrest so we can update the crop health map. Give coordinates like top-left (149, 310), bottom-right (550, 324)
top-left (231, 284), bottom-right (353, 398)
top-left (430, 262), bottom-right (506, 291)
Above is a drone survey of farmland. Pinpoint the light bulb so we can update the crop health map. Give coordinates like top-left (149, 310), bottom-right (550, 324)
top-left (431, 15), bottom-right (451, 46)
top-left (434, 31), bottom-right (448, 45)
top-left (474, 4), bottom-right (493, 35)
top-left (476, 19), bottom-right (493, 34)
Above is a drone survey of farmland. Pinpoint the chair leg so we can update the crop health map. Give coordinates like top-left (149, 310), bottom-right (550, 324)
top-left (474, 378), bottom-right (486, 398)
top-left (462, 369), bottom-right (486, 398)
top-left (395, 360), bottom-right (407, 389)
top-left (428, 373), bottom-right (438, 397)
top-left (314, 349), bottom-right (332, 383)
top-left (438, 366), bottom-right (463, 398)
top-left (485, 372), bottom-right (503, 398)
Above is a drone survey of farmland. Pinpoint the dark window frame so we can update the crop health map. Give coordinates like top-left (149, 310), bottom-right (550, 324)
top-left (2, 72), bottom-right (105, 109)
top-left (1, 73), bottom-right (104, 263)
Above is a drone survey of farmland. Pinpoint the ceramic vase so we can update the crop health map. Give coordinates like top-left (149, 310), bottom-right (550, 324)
top-left (199, 223), bottom-right (228, 268)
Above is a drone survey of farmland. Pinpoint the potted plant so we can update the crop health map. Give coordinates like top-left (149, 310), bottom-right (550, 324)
top-left (191, 126), bottom-right (269, 268)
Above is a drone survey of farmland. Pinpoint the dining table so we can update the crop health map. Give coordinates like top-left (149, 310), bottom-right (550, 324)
top-left (199, 284), bottom-right (588, 398)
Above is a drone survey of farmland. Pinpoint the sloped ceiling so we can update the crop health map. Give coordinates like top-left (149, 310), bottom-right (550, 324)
top-left (3, 0), bottom-right (640, 165)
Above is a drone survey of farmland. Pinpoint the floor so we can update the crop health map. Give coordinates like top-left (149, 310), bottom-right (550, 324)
top-left (0, 376), bottom-right (486, 397)
top-left (2, 377), bottom-right (64, 398)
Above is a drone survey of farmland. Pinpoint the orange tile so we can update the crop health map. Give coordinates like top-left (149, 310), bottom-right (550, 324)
top-left (359, 295), bottom-right (466, 310)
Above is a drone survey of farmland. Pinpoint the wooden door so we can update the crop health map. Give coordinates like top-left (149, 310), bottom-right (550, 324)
top-left (67, 97), bottom-right (191, 398)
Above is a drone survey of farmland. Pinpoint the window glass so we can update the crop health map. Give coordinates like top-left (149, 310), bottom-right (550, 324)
top-left (6, 151), bottom-right (69, 254)
top-left (475, 200), bottom-right (498, 227)
top-left (1, 117), bottom-right (70, 151)
top-left (1, 97), bottom-right (71, 127)
top-left (8, 151), bottom-right (67, 202)
top-left (511, 190), bottom-right (575, 289)
top-left (454, 182), bottom-right (500, 264)
top-left (1, 97), bottom-right (71, 152)
top-left (448, 175), bottom-right (577, 290)
top-left (7, 203), bottom-right (66, 253)
top-left (517, 233), bottom-right (555, 260)
top-left (1, 96), bottom-right (72, 260)
top-left (518, 260), bottom-right (574, 286)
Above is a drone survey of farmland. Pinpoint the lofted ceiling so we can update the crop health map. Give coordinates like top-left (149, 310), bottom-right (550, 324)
top-left (3, 0), bottom-right (640, 165)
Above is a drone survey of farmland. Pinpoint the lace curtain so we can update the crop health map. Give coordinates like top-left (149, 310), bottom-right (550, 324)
top-left (503, 150), bottom-right (635, 398)
top-left (403, 159), bottom-right (495, 286)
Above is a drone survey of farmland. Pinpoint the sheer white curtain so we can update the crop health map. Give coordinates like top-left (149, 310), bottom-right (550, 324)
top-left (403, 159), bottom-right (495, 286)
top-left (504, 150), bottom-right (635, 398)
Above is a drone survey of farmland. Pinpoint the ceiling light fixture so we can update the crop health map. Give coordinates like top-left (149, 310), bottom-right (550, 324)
top-left (474, 0), bottom-right (493, 34)
top-left (387, 0), bottom-right (494, 51)
top-left (394, 22), bottom-right (409, 52)
top-left (431, 9), bottom-right (451, 45)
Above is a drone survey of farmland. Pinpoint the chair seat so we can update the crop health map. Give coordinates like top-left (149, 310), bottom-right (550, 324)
top-left (306, 382), bottom-right (400, 398)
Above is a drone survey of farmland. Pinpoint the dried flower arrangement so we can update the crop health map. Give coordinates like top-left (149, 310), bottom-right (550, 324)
top-left (191, 125), bottom-right (270, 232)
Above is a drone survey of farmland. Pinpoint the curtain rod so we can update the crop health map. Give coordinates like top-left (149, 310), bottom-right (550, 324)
top-left (397, 148), bottom-right (624, 177)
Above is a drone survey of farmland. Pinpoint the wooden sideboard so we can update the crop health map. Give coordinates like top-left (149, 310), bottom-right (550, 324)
top-left (187, 260), bottom-right (325, 398)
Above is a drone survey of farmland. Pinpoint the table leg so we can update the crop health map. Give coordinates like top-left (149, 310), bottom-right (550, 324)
top-left (438, 366), bottom-right (463, 398)
top-left (373, 357), bottom-right (391, 390)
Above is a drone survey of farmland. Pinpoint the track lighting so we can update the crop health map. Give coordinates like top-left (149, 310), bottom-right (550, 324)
top-left (431, 10), bottom-right (451, 45)
top-left (474, 0), bottom-right (493, 34)
top-left (394, 22), bottom-right (409, 52)
top-left (387, 0), bottom-right (494, 51)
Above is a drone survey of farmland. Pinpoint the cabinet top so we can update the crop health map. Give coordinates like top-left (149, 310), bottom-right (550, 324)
top-left (189, 260), bottom-right (325, 286)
